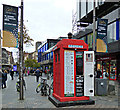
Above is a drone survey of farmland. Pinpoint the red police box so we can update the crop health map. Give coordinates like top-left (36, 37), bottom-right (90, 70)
top-left (52, 39), bottom-right (90, 102)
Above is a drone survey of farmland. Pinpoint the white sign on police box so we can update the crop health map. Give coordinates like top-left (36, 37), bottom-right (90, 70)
top-left (84, 51), bottom-right (94, 96)
top-left (64, 50), bottom-right (74, 97)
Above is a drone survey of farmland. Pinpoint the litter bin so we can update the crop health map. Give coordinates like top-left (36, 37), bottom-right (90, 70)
top-left (95, 78), bottom-right (108, 95)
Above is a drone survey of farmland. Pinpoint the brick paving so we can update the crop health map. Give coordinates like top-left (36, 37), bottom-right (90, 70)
top-left (1, 74), bottom-right (119, 109)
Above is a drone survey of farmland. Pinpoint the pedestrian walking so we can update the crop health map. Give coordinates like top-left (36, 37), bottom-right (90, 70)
top-left (30, 68), bottom-right (34, 76)
top-left (27, 69), bottom-right (30, 76)
top-left (35, 69), bottom-right (41, 82)
top-left (10, 69), bottom-right (14, 80)
top-left (2, 70), bottom-right (7, 89)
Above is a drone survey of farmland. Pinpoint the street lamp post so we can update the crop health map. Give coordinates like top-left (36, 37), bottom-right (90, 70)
top-left (19, 0), bottom-right (24, 100)
top-left (93, 0), bottom-right (96, 52)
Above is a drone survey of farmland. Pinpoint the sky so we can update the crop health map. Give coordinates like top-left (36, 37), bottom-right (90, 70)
top-left (0, 0), bottom-right (76, 55)
top-left (0, 0), bottom-right (77, 61)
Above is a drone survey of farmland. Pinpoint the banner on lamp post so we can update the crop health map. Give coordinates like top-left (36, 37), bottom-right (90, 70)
top-left (96, 18), bottom-right (108, 52)
top-left (3, 4), bottom-right (18, 48)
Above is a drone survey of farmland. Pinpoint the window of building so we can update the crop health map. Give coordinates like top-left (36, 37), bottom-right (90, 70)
top-left (51, 51), bottom-right (53, 59)
top-left (107, 22), bottom-right (116, 43)
top-left (47, 53), bottom-right (48, 60)
top-left (48, 53), bottom-right (49, 60)
top-left (81, 1), bottom-right (86, 18)
top-left (110, 60), bottom-right (116, 80)
top-left (87, 33), bottom-right (93, 49)
top-left (103, 61), bottom-right (110, 78)
top-left (88, 1), bottom-right (93, 14)
top-left (97, 61), bottom-right (102, 77)
top-left (44, 44), bottom-right (46, 51)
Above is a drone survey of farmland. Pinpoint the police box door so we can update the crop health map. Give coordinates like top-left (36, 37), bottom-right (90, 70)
top-left (84, 51), bottom-right (94, 96)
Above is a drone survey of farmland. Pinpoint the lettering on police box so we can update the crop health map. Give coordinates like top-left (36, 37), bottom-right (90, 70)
top-left (76, 75), bottom-right (84, 97)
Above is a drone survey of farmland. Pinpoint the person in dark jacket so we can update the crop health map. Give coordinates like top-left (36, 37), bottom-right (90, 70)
top-left (2, 70), bottom-right (7, 89)
top-left (10, 69), bottom-right (14, 80)
top-left (35, 69), bottom-right (41, 82)
top-left (96, 70), bottom-right (102, 78)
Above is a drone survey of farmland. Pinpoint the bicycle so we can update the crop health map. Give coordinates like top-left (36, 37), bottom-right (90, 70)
top-left (16, 78), bottom-right (26, 92)
top-left (36, 77), bottom-right (50, 96)
top-left (48, 74), bottom-right (53, 96)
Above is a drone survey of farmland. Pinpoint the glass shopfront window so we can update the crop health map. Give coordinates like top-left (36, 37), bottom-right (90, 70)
top-left (102, 8), bottom-right (119, 23)
top-left (107, 22), bottom-right (116, 43)
top-left (97, 58), bottom-right (117, 80)
top-left (87, 33), bottom-right (93, 49)
top-left (110, 60), bottom-right (117, 80)
top-left (97, 61), bottom-right (102, 78)
top-left (103, 61), bottom-right (109, 79)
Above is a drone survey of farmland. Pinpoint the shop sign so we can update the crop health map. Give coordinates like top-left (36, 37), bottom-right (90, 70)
top-left (97, 57), bottom-right (111, 61)
top-left (68, 45), bottom-right (83, 48)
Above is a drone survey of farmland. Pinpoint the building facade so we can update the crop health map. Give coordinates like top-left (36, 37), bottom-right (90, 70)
top-left (2, 48), bottom-right (14, 69)
top-left (73, 0), bottom-right (120, 81)
top-left (37, 39), bottom-right (61, 71)
top-left (37, 37), bottom-right (67, 71)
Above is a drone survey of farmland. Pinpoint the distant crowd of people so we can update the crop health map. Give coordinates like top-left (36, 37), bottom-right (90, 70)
top-left (0, 67), bottom-right (52, 89)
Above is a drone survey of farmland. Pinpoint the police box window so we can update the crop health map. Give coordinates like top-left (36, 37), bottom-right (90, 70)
top-left (55, 55), bottom-right (57, 62)
top-left (86, 53), bottom-right (93, 62)
top-left (76, 52), bottom-right (83, 75)
top-left (58, 53), bottom-right (60, 62)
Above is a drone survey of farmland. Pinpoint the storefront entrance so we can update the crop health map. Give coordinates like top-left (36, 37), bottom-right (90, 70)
top-left (97, 56), bottom-right (117, 81)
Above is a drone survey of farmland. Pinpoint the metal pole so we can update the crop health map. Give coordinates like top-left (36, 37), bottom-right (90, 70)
top-left (93, 0), bottom-right (96, 51)
top-left (19, 0), bottom-right (24, 100)
top-left (0, 30), bottom-right (2, 71)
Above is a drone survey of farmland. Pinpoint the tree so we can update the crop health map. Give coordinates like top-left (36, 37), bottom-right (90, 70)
top-left (24, 58), bottom-right (33, 68)
top-left (18, 23), bottom-right (34, 46)
top-left (24, 58), bottom-right (40, 68)
top-left (32, 59), bottom-right (40, 68)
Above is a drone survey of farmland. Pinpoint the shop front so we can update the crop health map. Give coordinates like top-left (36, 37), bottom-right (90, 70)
top-left (96, 54), bottom-right (117, 81)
